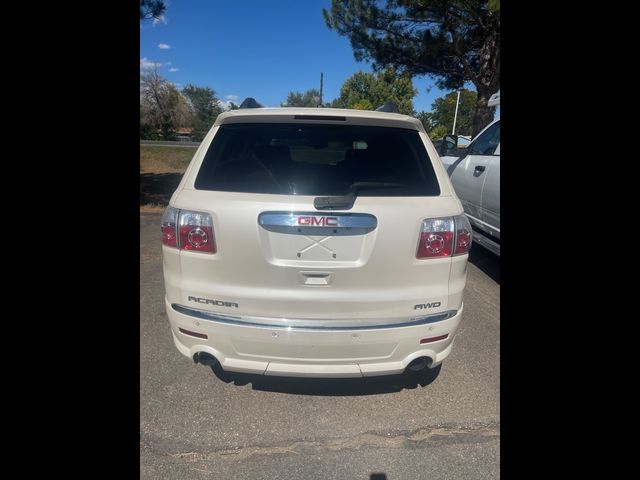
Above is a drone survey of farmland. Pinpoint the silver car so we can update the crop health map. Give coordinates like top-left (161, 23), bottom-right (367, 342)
top-left (439, 108), bottom-right (500, 256)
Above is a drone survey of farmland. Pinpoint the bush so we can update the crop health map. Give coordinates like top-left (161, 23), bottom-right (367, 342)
top-left (140, 123), bottom-right (159, 140)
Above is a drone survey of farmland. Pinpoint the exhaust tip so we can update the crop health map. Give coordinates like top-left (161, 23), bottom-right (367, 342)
top-left (406, 356), bottom-right (432, 372)
top-left (193, 352), bottom-right (218, 367)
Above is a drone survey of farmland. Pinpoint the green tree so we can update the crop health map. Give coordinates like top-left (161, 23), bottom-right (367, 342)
top-left (331, 66), bottom-right (417, 115)
top-left (324, 0), bottom-right (500, 136)
top-left (282, 89), bottom-right (322, 107)
top-left (351, 99), bottom-right (374, 110)
top-left (429, 89), bottom-right (477, 137)
top-left (140, 0), bottom-right (166, 21)
top-left (415, 111), bottom-right (432, 132)
top-left (429, 125), bottom-right (449, 141)
top-left (228, 102), bottom-right (240, 110)
top-left (140, 123), bottom-right (158, 140)
top-left (182, 85), bottom-right (223, 141)
top-left (140, 71), bottom-right (193, 140)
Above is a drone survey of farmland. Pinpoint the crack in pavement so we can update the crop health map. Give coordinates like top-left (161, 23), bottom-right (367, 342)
top-left (142, 423), bottom-right (500, 462)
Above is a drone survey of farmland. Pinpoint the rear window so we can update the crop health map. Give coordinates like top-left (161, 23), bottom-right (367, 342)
top-left (194, 123), bottom-right (440, 196)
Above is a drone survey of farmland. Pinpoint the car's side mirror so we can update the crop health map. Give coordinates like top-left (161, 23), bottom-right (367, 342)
top-left (440, 134), bottom-right (458, 156)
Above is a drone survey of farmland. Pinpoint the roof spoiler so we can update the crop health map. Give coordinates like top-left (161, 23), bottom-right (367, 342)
top-left (487, 91), bottom-right (500, 107)
top-left (375, 101), bottom-right (399, 113)
top-left (239, 97), bottom-right (264, 109)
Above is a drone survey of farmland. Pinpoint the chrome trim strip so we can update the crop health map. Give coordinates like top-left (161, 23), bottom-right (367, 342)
top-left (258, 211), bottom-right (377, 235)
top-left (171, 304), bottom-right (457, 331)
top-left (466, 212), bottom-right (500, 235)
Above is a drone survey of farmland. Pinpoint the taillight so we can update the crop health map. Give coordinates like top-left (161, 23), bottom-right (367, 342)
top-left (161, 207), bottom-right (216, 254)
top-left (417, 218), bottom-right (454, 258)
top-left (161, 207), bottom-right (179, 248)
top-left (453, 214), bottom-right (472, 255)
top-left (179, 210), bottom-right (216, 253)
top-left (416, 215), bottom-right (472, 259)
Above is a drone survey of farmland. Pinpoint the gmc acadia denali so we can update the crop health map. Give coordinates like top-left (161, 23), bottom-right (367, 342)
top-left (161, 101), bottom-right (472, 378)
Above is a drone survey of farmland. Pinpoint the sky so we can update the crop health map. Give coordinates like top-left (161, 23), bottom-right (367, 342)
top-left (140, 0), bottom-right (458, 113)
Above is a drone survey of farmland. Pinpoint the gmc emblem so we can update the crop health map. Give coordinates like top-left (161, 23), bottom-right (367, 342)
top-left (297, 216), bottom-right (338, 226)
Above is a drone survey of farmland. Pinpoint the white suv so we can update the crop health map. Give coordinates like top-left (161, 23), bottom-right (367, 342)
top-left (161, 102), bottom-right (472, 378)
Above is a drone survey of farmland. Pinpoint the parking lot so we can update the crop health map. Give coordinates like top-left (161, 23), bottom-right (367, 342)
top-left (140, 212), bottom-right (500, 479)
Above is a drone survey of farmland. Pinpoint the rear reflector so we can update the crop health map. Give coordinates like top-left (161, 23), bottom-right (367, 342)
top-left (420, 334), bottom-right (449, 344)
top-left (178, 328), bottom-right (208, 339)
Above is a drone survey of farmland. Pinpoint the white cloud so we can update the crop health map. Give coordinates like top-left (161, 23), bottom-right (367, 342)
top-left (140, 57), bottom-right (162, 70)
top-left (217, 98), bottom-right (243, 110)
top-left (168, 68), bottom-right (179, 72)
top-left (216, 95), bottom-right (241, 110)
top-left (158, 43), bottom-right (171, 49)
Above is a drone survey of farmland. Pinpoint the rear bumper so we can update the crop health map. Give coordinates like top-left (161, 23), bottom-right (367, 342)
top-left (166, 298), bottom-right (463, 378)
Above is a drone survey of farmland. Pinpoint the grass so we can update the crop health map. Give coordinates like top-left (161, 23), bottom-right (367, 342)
top-left (140, 203), bottom-right (166, 213)
top-left (140, 145), bottom-right (198, 174)
top-left (140, 145), bottom-right (198, 210)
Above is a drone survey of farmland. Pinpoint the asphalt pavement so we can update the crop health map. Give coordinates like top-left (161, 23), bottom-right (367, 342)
top-left (140, 213), bottom-right (500, 479)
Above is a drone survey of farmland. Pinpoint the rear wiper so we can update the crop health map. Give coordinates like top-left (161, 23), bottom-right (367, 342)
top-left (314, 182), bottom-right (404, 210)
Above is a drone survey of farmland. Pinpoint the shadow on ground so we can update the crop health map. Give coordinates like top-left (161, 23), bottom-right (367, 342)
top-left (140, 172), bottom-right (183, 205)
top-left (468, 245), bottom-right (500, 284)
top-left (207, 363), bottom-right (442, 396)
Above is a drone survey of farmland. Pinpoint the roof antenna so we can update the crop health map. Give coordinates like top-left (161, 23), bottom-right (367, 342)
top-left (375, 101), bottom-right (399, 113)
top-left (239, 97), bottom-right (264, 109)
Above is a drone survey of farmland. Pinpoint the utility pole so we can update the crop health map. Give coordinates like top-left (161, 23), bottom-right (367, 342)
top-left (319, 72), bottom-right (323, 107)
top-left (452, 89), bottom-right (461, 135)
